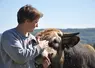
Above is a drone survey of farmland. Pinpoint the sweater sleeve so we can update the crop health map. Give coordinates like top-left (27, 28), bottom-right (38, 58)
top-left (1, 31), bottom-right (43, 64)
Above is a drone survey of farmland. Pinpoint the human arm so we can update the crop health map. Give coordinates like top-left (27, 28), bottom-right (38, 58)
top-left (1, 32), bottom-right (47, 64)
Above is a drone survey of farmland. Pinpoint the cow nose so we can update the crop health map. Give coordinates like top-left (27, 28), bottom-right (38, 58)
top-left (48, 53), bottom-right (53, 59)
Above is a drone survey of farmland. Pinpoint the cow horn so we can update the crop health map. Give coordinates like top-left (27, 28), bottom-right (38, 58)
top-left (63, 32), bottom-right (79, 37)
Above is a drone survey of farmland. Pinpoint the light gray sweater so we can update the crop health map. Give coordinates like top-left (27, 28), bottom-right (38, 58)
top-left (0, 28), bottom-right (43, 68)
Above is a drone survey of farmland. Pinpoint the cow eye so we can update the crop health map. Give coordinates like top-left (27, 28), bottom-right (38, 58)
top-left (53, 39), bottom-right (58, 43)
top-left (58, 33), bottom-right (62, 37)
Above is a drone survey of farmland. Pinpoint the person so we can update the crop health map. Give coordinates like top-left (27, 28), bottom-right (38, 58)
top-left (0, 4), bottom-right (51, 68)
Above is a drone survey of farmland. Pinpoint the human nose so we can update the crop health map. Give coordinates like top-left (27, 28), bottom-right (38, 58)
top-left (35, 23), bottom-right (38, 27)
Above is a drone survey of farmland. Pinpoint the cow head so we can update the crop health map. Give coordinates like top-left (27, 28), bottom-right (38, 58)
top-left (35, 28), bottom-right (80, 68)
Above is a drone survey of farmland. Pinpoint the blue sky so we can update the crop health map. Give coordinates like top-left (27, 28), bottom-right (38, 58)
top-left (0, 0), bottom-right (95, 33)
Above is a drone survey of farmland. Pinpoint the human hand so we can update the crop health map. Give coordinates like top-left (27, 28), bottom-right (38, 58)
top-left (36, 37), bottom-right (49, 49)
top-left (42, 56), bottom-right (51, 68)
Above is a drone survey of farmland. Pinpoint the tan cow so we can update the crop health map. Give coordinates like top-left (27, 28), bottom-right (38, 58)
top-left (35, 28), bottom-right (80, 68)
top-left (35, 28), bottom-right (95, 68)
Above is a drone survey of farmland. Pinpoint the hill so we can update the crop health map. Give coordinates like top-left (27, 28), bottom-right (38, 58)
top-left (32, 28), bottom-right (95, 47)
top-left (0, 28), bottom-right (95, 46)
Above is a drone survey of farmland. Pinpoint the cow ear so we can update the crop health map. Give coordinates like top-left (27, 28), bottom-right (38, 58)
top-left (62, 32), bottom-right (80, 49)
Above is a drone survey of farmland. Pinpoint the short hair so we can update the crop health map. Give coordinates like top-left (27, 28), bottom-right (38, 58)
top-left (17, 4), bottom-right (43, 24)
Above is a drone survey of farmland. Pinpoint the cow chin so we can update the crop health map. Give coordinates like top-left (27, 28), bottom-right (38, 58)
top-left (35, 47), bottom-right (58, 65)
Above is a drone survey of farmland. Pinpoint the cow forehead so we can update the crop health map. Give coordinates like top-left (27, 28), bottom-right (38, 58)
top-left (36, 28), bottom-right (63, 38)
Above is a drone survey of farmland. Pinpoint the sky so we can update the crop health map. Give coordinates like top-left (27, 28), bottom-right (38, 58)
top-left (0, 0), bottom-right (95, 33)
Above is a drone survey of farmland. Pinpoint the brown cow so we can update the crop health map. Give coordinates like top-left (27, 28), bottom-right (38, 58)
top-left (35, 28), bottom-right (95, 68)
top-left (35, 28), bottom-right (80, 68)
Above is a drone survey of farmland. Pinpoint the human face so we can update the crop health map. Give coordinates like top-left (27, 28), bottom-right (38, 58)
top-left (26, 18), bottom-right (39, 32)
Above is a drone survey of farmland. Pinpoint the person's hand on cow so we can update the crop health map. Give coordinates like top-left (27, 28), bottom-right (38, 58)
top-left (36, 36), bottom-right (49, 49)
top-left (42, 50), bottom-right (51, 68)
top-left (36, 36), bottom-right (51, 68)
top-left (42, 56), bottom-right (51, 68)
